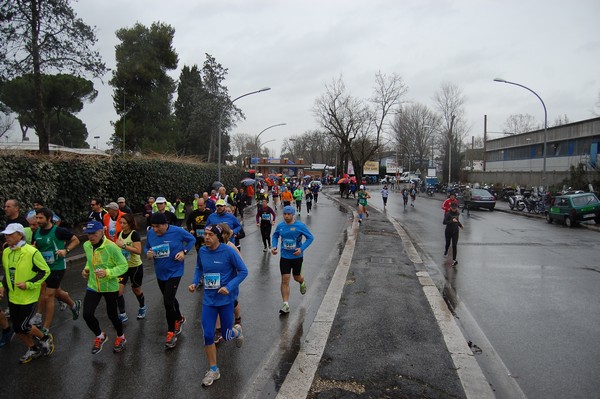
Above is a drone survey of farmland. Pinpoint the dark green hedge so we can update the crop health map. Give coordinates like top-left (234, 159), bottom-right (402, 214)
top-left (0, 154), bottom-right (245, 227)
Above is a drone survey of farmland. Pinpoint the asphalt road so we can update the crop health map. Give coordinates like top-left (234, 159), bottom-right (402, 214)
top-left (0, 195), bottom-right (350, 398)
top-left (373, 189), bottom-right (600, 399)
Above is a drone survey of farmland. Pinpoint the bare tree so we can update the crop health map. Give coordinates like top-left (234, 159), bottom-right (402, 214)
top-left (313, 72), bottom-right (406, 181)
top-left (390, 103), bottom-right (440, 172)
top-left (552, 114), bottom-right (570, 127)
top-left (433, 83), bottom-right (469, 182)
top-left (503, 114), bottom-right (537, 134)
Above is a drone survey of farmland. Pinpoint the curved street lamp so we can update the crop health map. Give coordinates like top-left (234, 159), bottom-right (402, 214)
top-left (254, 123), bottom-right (286, 159)
top-left (218, 87), bottom-right (271, 181)
top-left (494, 78), bottom-right (548, 182)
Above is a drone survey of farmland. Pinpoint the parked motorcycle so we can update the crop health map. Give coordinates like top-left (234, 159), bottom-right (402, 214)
top-left (426, 185), bottom-right (435, 197)
top-left (508, 193), bottom-right (525, 211)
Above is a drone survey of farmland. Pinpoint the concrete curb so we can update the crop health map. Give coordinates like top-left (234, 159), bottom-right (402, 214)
top-left (370, 203), bottom-right (495, 399)
top-left (276, 198), bottom-right (359, 399)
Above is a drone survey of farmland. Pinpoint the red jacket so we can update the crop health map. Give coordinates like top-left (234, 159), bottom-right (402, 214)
top-left (103, 210), bottom-right (126, 242)
top-left (441, 198), bottom-right (459, 213)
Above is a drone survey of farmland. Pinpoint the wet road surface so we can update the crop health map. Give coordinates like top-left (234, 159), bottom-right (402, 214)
top-left (374, 189), bottom-right (600, 399)
top-left (0, 195), bottom-right (350, 398)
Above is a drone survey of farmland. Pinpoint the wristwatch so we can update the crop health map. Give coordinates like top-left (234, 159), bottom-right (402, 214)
top-left (183, 249), bottom-right (188, 255)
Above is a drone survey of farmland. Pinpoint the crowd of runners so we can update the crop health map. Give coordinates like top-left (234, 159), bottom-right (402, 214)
top-left (0, 179), bottom-right (318, 388)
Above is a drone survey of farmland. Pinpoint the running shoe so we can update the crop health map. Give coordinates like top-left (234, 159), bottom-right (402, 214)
top-left (118, 312), bottom-right (129, 323)
top-left (165, 331), bottom-right (177, 349)
top-left (19, 346), bottom-right (42, 364)
top-left (113, 336), bottom-right (127, 353)
top-left (92, 334), bottom-right (107, 355)
top-left (263, 247), bottom-right (268, 252)
top-left (452, 260), bottom-right (458, 266)
top-left (299, 282), bottom-right (307, 295)
top-left (233, 324), bottom-right (244, 348)
top-left (39, 333), bottom-right (54, 356)
top-left (202, 368), bottom-right (221, 387)
top-left (214, 330), bottom-right (223, 344)
top-left (58, 300), bottom-right (68, 311)
top-left (137, 306), bottom-right (147, 319)
top-left (40, 326), bottom-right (50, 336)
top-left (29, 313), bottom-right (42, 327)
top-left (279, 303), bottom-right (290, 314)
top-left (72, 299), bottom-right (81, 320)
top-left (0, 328), bottom-right (15, 348)
top-left (366, 211), bottom-right (369, 218)
top-left (174, 316), bottom-right (185, 335)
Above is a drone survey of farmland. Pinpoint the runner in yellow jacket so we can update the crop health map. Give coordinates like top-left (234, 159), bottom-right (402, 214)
top-left (0, 223), bottom-right (53, 364)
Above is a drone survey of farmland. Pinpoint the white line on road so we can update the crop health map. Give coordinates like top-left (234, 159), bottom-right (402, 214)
top-left (276, 202), bottom-right (359, 399)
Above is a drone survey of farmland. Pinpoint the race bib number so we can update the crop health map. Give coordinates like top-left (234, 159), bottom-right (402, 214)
top-left (204, 273), bottom-right (221, 290)
top-left (283, 238), bottom-right (296, 250)
top-left (196, 229), bottom-right (205, 238)
top-left (42, 250), bottom-right (55, 265)
top-left (121, 250), bottom-right (131, 260)
top-left (151, 243), bottom-right (170, 259)
top-left (261, 213), bottom-right (271, 220)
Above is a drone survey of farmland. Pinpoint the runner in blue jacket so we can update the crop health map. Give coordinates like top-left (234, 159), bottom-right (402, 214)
top-left (271, 205), bottom-right (314, 314)
top-left (145, 212), bottom-right (195, 349)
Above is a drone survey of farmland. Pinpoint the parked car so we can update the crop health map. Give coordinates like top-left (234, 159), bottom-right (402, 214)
top-left (379, 176), bottom-right (396, 184)
top-left (545, 193), bottom-right (600, 227)
top-left (398, 172), bottom-right (421, 184)
top-left (458, 188), bottom-right (496, 211)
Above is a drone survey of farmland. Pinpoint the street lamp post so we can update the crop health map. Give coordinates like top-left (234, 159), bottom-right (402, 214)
top-left (254, 123), bottom-right (286, 159)
top-left (217, 87), bottom-right (271, 182)
top-left (494, 78), bottom-right (548, 183)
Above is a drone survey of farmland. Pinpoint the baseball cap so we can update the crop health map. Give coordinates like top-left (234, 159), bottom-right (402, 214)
top-left (107, 202), bottom-right (119, 210)
top-left (150, 212), bottom-right (168, 225)
top-left (84, 220), bottom-right (104, 234)
top-left (194, 193), bottom-right (200, 198)
top-left (360, 185), bottom-right (365, 190)
top-left (1, 223), bottom-right (25, 236)
top-left (155, 197), bottom-right (167, 204)
top-left (283, 205), bottom-right (295, 215)
top-left (117, 197), bottom-right (126, 203)
top-left (216, 199), bottom-right (226, 206)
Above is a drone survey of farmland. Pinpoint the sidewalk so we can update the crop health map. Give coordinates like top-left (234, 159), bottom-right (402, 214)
top-left (279, 192), bottom-right (492, 399)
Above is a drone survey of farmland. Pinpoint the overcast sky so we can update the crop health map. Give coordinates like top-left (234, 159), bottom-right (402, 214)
top-left (23, 0), bottom-right (600, 155)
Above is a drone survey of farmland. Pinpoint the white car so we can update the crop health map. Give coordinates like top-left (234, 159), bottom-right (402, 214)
top-left (399, 172), bottom-right (421, 183)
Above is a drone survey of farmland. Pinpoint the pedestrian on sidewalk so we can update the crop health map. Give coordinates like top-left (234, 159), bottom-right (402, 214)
top-left (443, 202), bottom-right (464, 266)
top-left (0, 223), bottom-right (53, 363)
top-left (271, 206), bottom-right (314, 315)
top-left (145, 212), bottom-right (195, 349)
top-left (381, 185), bottom-right (389, 207)
top-left (81, 220), bottom-right (129, 355)
top-left (188, 224), bottom-right (247, 387)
